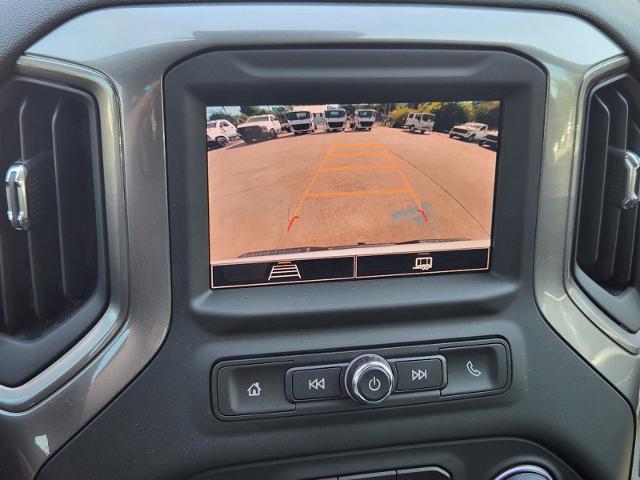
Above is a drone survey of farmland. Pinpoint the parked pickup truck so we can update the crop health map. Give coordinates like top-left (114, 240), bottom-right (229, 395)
top-left (236, 115), bottom-right (281, 143)
top-left (479, 130), bottom-right (499, 150)
top-left (449, 122), bottom-right (489, 142)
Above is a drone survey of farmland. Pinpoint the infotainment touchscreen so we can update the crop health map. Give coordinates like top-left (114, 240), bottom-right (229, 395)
top-left (207, 102), bottom-right (500, 288)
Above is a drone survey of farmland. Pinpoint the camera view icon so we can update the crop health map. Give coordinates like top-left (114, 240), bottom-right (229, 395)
top-left (268, 262), bottom-right (302, 281)
top-left (413, 256), bottom-right (433, 272)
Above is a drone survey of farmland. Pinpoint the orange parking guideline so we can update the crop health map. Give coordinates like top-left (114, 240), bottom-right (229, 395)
top-left (331, 142), bottom-right (385, 148)
top-left (287, 145), bottom-right (336, 231)
top-left (327, 150), bottom-right (387, 158)
top-left (307, 189), bottom-right (411, 197)
top-left (382, 149), bottom-right (428, 223)
top-left (319, 163), bottom-right (397, 173)
top-left (287, 142), bottom-right (428, 231)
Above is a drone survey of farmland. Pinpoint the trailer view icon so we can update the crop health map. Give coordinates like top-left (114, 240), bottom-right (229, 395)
top-left (413, 256), bottom-right (433, 272)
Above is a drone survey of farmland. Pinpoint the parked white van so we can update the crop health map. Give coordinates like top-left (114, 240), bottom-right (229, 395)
top-left (285, 111), bottom-right (316, 134)
top-left (353, 109), bottom-right (376, 130)
top-left (324, 108), bottom-right (348, 131)
top-left (206, 119), bottom-right (239, 149)
top-left (404, 112), bottom-right (436, 134)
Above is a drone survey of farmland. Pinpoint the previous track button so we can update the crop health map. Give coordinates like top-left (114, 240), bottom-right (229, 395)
top-left (291, 366), bottom-right (343, 401)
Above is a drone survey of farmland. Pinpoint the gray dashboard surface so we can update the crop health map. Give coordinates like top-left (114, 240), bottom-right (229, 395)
top-left (0, 0), bottom-right (640, 84)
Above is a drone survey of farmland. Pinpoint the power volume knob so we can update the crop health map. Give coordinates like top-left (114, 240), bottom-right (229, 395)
top-left (494, 465), bottom-right (554, 480)
top-left (344, 354), bottom-right (394, 405)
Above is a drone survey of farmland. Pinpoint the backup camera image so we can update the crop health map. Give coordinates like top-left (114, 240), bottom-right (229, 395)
top-left (207, 102), bottom-right (499, 288)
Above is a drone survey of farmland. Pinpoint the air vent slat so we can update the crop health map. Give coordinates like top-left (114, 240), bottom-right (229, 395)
top-left (52, 99), bottom-right (97, 300)
top-left (0, 115), bottom-right (33, 334)
top-left (601, 90), bottom-right (629, 149)
top-left (592, 206), bottom-right (621, 281)
top-left (18, 95), bottom-right (57, 159)
top-left (612, 206), bottom-right (638, 285)
top-left (575, 75), bottom-right (640, 333)
top-left (611, 120), bottom-right (640, 286)
top-left (17, 93), bottom-right (66, 320)
top-left (25, 151), bottom-right (65, 320)
top-left (630, 119), bottom-right (640, 155)
top-left (577, 96), bottom-right (610, 268)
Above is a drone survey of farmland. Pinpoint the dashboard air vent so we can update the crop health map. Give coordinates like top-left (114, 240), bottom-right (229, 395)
top-left (575, 75), bottom-right (640, 333)
top-left (0, 78), bottom-right (106, 387)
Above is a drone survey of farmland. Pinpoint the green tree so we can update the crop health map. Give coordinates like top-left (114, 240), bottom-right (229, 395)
top-left (208, 109), bottom-right (235, 121)
top-left (471, 101), bottom-right (500, 128)
top-left (208, 109), bottom-right (242, 125)
top-left (239, 105), bottom-right (268, 116)
top-left (418, 102), bottom-right (472, 132)
top-left (339, 104), bottom-right (355, 116)
top-left (388, 105), bottom-right (413, 126)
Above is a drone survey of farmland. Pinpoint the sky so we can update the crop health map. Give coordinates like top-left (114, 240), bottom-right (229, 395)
top-left (206, 106), bottom-right (242, 117)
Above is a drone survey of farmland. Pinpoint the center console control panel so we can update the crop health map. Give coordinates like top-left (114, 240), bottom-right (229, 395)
top-left (212, 339), bottom-right (510, 420)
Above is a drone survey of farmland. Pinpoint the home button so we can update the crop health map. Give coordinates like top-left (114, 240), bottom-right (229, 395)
top-left (217, 362), bottom-right (294, 415)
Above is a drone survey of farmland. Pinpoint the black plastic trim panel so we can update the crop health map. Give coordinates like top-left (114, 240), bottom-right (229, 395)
top-left (188, 437), bottom-right (580, 480)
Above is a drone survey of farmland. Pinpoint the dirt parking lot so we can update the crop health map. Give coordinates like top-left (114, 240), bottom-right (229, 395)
top-left (208, 127), bottom-right (496, 262)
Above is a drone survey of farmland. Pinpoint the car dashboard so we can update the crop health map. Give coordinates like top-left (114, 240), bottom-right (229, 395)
top-left (0, 3), bottom-right (639, 480)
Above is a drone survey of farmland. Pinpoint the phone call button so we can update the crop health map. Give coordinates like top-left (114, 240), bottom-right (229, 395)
top-left (440, 344), bottom-right (508, 396)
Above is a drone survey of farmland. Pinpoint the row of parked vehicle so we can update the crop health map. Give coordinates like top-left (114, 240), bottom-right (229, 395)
top-left (206, 110), bottom-right (498, 151)
top-left (400, 112), bottom-right (498, 149)
top-left (448, 122), bottom-right (499, 150)
top-left (281, 108), bottom-right (378, 134)
top-left (206, 108), bottom-right (379, 149)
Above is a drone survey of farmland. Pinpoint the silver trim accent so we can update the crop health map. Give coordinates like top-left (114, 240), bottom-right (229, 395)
top-left (535, 56), bottom-right (640, 386)
top-left (345, 354), bottom-right (394, 404)
top-left (622, 150), bottom-right (640, 209)
top-left (494, 465), bottom-right (553, 480)
top-left (5, 162), bottom-right (30, 230)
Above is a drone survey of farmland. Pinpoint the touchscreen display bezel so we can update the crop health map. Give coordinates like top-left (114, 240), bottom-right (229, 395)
top-left (163, 47), bottom-right (546, 309)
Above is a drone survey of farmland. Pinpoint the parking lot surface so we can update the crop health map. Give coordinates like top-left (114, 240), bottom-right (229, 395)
top-left (208, 127), bottom-right (496, 262)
